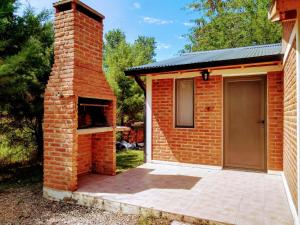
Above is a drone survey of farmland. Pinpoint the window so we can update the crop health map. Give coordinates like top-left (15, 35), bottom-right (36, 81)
top-left (175, 78), bottom-right (194, 128)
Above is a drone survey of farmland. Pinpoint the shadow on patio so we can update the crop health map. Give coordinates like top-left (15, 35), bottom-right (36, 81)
top-left (77, 167), bottom-right (201, 194)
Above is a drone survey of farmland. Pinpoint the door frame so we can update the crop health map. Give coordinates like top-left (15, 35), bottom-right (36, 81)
top-left (223, 75), bottom-right (267, 172)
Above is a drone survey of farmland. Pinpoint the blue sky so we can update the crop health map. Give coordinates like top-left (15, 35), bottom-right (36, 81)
top-left (18, 0), bottom-right (197, 61)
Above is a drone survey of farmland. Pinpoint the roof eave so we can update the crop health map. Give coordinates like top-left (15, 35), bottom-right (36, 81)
top-left (268, 0), bottom-right (299, 22)
top-left (125, 54), bottom-right (283, 76)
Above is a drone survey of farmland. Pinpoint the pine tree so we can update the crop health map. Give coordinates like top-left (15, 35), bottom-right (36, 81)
top-left (104, 29), bottom-right (156, 125)
top-left (0, 0), bottom-right (54, 160)
top-left (184, 0), bottom-right (282, 52)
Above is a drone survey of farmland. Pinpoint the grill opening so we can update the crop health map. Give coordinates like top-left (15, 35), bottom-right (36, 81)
top-left (78, 97), bottom-right (112, 129)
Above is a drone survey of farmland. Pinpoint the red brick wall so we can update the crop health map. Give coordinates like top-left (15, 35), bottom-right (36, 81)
top-left (77, 132), bottom-right (116, 176)
top-left (152, 76), bottom-right (223, 165)
top-left (92, 132), bottom-right (116, 175)
top-left (283, 40), bottom-right (298, 209)
top-left (78, 134), bottom-right (92, 175)
top-left (44, 4), bottom-right (116, 191)
top-left (73, 10), bottom-right (115, 101)
top-left (152, 74), bottom-right (283, 170)
top-left (267, 71), bottom-right (283, 170)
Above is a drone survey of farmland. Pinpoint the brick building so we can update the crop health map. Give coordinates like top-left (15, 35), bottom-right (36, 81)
top-left (125, 1), bottom-right (300, 223)
top-left (127, 44), bottom-right (284, 170)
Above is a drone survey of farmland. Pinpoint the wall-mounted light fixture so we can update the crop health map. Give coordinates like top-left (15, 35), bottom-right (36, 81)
top-left (201, 70), bottom-right (210, 81)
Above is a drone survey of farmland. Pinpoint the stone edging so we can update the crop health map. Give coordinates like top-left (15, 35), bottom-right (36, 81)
top-left (43, 187), bottom-right (233, 225)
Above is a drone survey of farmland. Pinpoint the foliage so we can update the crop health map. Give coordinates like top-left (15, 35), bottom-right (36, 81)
top-left (104, 29), bottom-right (156, 125)
top-left (0, 0), bottom-right (54, 160)
top-left (0, 135), bottom-right (41, 190)
top-left (184, 0), bottom-right (282, 52)
top-left (116, 150), bottom-right (144, 173)
top-left (0, 135), bottom-right (34, 166)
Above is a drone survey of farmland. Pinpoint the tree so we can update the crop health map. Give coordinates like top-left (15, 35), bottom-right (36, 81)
top-left (104, 29), bottom-right (156, 125)
top-left (184, 0), bottom-right (282, 52)
top-left (0, 0), bottom-right (54, 160)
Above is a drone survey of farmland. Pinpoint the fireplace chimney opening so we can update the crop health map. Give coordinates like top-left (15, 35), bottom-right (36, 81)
top-left (78, 97), bottom-right (112, 129)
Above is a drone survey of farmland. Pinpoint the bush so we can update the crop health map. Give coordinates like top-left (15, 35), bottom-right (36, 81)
top-left (0, 135), bottom-right (36, 167)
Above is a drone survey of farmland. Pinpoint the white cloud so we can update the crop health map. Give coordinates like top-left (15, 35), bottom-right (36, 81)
top-left (132, 2), bottom-right (141, 9)
top-left (157, 42), bottom-right (171, 50)
top-left (183, 22), bottom-right (194, 27)
top-left (142, 17), bottom-right (173, 25)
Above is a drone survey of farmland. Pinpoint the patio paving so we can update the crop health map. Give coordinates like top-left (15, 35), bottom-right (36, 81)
top-left (75, 163), bottom-right (293, 225)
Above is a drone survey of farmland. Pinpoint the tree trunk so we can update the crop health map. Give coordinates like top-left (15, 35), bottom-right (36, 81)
top-left (120, 90), bottom-right (125, 126)
top-left (35, 117), bottom-right (44, 163)
top-left (120, 111), bottom-right (124, 126)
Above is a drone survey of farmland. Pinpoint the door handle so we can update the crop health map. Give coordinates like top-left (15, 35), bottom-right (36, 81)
top-left (257, 120), bottom-right (265, 124)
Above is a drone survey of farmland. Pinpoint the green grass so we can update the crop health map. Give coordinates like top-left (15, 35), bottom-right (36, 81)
top-left (116, 150), bottom-right (144, 173)
top-left (0, 138), bottom-right (41, 190)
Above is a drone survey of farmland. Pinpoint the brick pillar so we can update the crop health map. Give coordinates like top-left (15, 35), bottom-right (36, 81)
top-left (92, 132), bottom-right (116, 175)
top-left (267, 71), bottom-right (283, 171)
top-left (44, 7), bottom-right (77, 191)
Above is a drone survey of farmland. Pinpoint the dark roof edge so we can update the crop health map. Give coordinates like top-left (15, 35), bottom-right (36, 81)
top-left (125, 54), bottom-right (283, 76)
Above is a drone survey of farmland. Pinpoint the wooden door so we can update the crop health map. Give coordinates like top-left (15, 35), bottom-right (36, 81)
top-left (224, 76), bottom-right (266, 171)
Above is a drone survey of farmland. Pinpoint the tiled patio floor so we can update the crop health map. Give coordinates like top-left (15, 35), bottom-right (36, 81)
top-left (76, 163), bottom-right (293, 225)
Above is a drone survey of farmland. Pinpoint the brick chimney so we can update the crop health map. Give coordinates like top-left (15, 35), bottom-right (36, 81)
top-left (44, 0), bottom-right (116, 191)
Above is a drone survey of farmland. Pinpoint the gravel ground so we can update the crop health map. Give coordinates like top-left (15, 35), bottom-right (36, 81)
top-left (0, 183), bottom-right (170, 225)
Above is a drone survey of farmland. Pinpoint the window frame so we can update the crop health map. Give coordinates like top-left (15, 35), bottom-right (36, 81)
top-left (174, 78), bottom-right (195, 129)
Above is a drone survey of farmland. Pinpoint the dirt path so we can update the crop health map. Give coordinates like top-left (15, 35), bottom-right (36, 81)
top-left (0, 183), bottom-right (168, 225)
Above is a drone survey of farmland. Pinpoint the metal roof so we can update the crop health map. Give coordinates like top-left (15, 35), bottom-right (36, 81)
top-left (125, 43), bottom-right (283, 76)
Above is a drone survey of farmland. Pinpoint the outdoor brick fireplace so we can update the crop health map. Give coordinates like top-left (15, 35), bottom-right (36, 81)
top-left (43, 0), bottom-right (116, 191)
